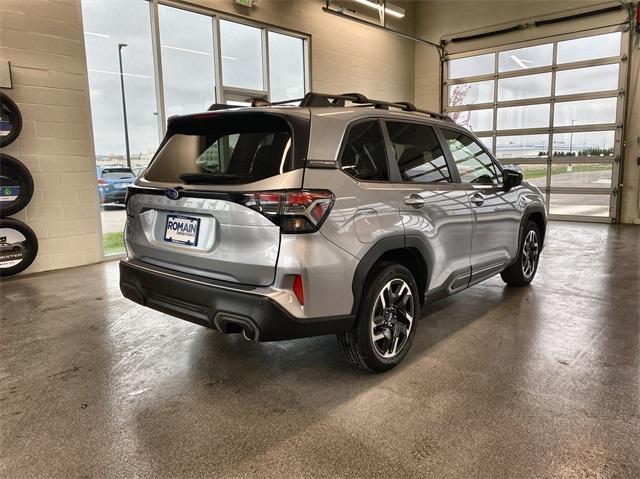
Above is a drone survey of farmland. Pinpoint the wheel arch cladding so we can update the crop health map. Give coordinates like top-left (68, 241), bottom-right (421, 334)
top-left (527, 211), bottom-right (546, 249)
top-left (377, 248), bottom-right (427, 305)
top-left (351, 236), bottom-right (431, 314)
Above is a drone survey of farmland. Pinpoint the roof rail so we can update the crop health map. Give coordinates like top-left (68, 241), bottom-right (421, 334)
top-left (207, 97), bottom-right (305, 111)
top-left (300, 92), bottom-right (454, 122)
top-left (206, 92), bottom-right (454, 123)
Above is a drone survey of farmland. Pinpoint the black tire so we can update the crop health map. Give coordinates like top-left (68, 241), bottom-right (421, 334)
top-left (501, 220), bottom-right (541, 287)
top-left (0, 92), bottom-right (23, 148)
top-left (338, 262), bottom-right (419, 372)
top-left (0, 154), bottom-right (34, 217)
top-left (0, 218), bottom-right (38, 277)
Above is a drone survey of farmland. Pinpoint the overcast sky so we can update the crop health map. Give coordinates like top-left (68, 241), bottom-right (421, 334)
top-left (81, 0), bottom-right (305, 158)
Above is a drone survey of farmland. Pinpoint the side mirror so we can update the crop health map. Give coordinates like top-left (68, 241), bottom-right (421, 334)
top-left (503, 168), bottom-right (523, 190)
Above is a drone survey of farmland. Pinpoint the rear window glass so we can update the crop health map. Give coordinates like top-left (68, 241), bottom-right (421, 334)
top-left (145, 112), bottom-right (308, 184)
top-left (102, 169), bottom-right (134, 180)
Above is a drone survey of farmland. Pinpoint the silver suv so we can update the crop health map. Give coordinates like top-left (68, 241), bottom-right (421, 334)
top-left (120, 92), bottom-right (546, 372)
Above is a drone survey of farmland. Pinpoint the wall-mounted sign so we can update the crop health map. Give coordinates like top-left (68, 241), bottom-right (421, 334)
top-left (0, 92), bottom-right (22, 148)
top-left (0, 154), bottom-right (34, 217)
top-left (0, 219), bottom-right (38, 277)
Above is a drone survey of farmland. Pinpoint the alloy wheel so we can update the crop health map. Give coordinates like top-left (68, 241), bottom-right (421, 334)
top-left (521, 230), bottom-right (539, 279)
top-left (370, 278), bottom-right (414, 358)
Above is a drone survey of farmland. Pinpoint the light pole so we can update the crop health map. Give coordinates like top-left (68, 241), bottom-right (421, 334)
top-left (568, 119), bottom-right (575, 172)
top-left (117, 43), bottom-right (131, 168)
top-left (568, 119), bottom-right (576, 156)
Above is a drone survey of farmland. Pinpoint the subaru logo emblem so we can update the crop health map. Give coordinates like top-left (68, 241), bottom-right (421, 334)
top-left (165, 188), bottom-right (180, 200)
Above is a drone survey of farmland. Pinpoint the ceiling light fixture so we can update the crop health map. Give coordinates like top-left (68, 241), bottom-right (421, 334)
top-left (352, 0), bottom-right (405, 18)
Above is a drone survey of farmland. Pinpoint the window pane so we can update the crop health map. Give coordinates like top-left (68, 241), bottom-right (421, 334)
top-left (498, 73), bottom-right (551, 101)
top-left (450, 109), bottom-right (493, 132)
top-left (557, 32), bottom-right (621, 64)
top-left (496, 134), bottom-right (549, 159)
top-left (477, 136), bottom-right (493, 151)
top-left (510, 163), bottom-right (547, 188)
top-left (386, 122), bottom-right (451, 183)
top-left (448, 80), bottom-right (493, 106)
top-left (449, 53), bottom-right (494, 79)
top-left (555, 64), bottom-right (619, 96)
top-left (497, 104), bottom-right (550, 130)
top-left (145, 113), bottom-right (299, 184)
top-left (268, 32), bottom-right (305, 102)
top-left (498, 44), bottom-right (553, 72)
top-left (159, 6), bottom-right (215, 117)
top-left (549, 193), bottom-right (610, 217)
top-left (82, 0), bottom-right (159, 256)
top-left (552, 131), bottom-right (615, 157)
top-left (339, 121), bottom-right (389, 182)
top-left (443, 130), bottom-right (500, 185)
top-left (554, 98), bottom-right (617, 126)
top-left (550, 163), bottom-right (613, 188)
top-left (220, 20), bottom-right (263, 90)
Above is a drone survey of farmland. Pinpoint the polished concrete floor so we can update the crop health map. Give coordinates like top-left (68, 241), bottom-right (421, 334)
top-left (1, 222), bottom-right (639, 478)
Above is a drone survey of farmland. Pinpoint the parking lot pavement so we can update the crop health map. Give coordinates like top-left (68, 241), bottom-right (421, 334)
top-left (100, 206), bottom-right (127, 234)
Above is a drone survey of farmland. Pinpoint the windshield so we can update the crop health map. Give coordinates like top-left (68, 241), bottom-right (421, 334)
top-left (101, 169), bottom-right (134, 180)
top-left (144, 112), bottom-right (309, 184)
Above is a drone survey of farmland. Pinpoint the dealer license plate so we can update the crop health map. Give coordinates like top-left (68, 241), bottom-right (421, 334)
top-left (164, 214), bottom-right (200, 246)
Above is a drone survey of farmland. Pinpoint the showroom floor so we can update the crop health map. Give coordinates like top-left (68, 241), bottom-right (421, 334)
top-left (1, 222), bottom-right (638, 478)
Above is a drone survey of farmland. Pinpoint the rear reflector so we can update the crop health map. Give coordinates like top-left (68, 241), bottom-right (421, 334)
top-left (293, 275), bottom-right (304, 305)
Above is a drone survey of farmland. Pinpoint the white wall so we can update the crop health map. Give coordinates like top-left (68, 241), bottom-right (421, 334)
top-left (0, 0), bottom-right (101, 273)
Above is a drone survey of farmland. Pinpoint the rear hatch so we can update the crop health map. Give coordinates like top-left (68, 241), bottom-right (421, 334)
top-left (125, 110), bottom-right (310, 286)
top-left (100, 168), bottom-right (134, 190)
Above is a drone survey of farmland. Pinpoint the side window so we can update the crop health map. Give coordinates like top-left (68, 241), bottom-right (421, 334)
top-left (339, 120), bottom-right (389, 182)
top-left (386, 122), bottom-right (451, 183)
top-left (442, 130), bottom-right (501, 185)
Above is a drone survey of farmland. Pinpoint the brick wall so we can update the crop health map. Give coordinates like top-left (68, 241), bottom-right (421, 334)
top-left (0, 0), bottom-right (101, 273)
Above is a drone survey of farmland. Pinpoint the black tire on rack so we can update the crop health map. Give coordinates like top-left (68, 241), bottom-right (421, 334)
top-left (0, 92), bottom-right (23, 148)
top-left (0, 218), bottom-right (38, 277)
top-left (0, 154), bottom-right (34, 217)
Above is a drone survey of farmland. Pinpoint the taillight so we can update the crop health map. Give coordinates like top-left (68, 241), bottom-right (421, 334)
top-left (240, 189), bottom-right (334, 234)
top-left (97, 178), bottom-right (107, 186)
top-left (293, 275), bottom-right (304, 305)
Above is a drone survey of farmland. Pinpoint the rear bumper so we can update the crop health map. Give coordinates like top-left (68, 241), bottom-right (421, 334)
top-left (119, 258), bottom-right (355, 341)
top-left (99, 189), bottom-right (127, 203)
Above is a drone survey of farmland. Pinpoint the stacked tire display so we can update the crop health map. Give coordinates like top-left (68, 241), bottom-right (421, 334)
top-left (1, 92), bottom-right (38, 277)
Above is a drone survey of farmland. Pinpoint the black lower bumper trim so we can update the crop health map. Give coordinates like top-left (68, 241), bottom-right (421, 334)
top-left (119, 259), bottom-right (355, 341)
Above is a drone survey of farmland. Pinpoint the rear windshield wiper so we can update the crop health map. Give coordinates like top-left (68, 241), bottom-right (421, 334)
top-left (179, 173), bottom-right (240, 184)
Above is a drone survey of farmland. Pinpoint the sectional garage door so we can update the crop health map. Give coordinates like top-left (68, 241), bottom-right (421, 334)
top-left (443, 26), bottom-right (629, 222)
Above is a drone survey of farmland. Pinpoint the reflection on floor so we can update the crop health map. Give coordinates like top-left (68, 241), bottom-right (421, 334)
top-left (1, 222), bottom-right (638, 477)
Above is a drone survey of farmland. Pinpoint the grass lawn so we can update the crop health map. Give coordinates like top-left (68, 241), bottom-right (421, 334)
top-left (103, 231), bottom-right (125, 256)
top-left (521, 164), bottom-right (610, 180)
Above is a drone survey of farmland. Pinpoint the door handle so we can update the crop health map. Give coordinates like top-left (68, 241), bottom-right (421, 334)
top-left (404, 194), bottom-right (425, 209)
top-left (470, 192), bottom-right (485, 207)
